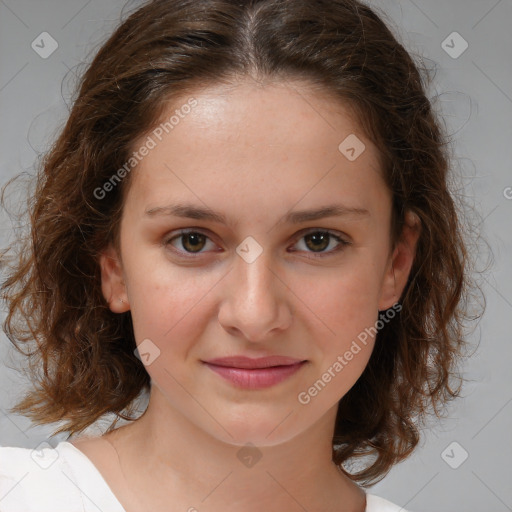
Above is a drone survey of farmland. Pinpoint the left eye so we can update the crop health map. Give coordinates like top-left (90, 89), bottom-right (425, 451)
top-left (292, 230), bottom-right (349, 256)
top-left (164, 229), bottom-right (349, 257)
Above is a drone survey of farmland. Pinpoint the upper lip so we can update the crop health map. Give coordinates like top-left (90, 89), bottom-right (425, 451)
top-left (204, 356), bottom-right (306, 369)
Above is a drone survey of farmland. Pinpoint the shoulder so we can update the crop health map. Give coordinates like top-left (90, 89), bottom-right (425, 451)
top-left (0, 443), bottom-right (68, 511)
top-left (0, 442), bottom-right (68, 480)
top-left (366, 493), bottom-right (411, 512)
top-left (0, 442), bottom-right (125, 512)
top-left (0, 442), bottom-right (86, 511)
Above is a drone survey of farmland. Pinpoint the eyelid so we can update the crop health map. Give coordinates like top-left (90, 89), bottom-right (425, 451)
top-left (164, 227), bottom-right (350, 258)
top-left (163, 228), bottom-right (219, 257)
top-left (292, 227), bottom-right (351, 244)
top-left (289, 228), bottom-right (351, 257)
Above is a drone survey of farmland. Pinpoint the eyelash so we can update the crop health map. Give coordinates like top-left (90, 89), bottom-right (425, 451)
top-left (163, 228), bottom-right (350, 259)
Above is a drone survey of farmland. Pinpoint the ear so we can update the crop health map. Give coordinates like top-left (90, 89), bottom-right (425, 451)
top-left (378, 210), bottom-right (421, 311)
top-left (99, 244), bottom-right (130, 313)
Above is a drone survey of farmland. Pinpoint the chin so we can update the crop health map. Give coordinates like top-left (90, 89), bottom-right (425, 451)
top-left (203, 411), bottom-right (306, 448)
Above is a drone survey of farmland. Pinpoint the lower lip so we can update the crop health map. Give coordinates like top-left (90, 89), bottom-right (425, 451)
top-left (203, 361), bottom-right (306, 389)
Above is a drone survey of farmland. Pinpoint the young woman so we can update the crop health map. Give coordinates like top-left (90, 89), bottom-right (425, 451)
top-left (0, 1), bottom-right (473, 511)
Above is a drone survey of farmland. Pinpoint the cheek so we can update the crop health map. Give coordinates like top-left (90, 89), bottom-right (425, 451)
top-left (124, 253), bottom-right (216, 348)
top-left (298, 261), bottom-right (383, 342)
top-left (295, 258), bottom-right (384, 384)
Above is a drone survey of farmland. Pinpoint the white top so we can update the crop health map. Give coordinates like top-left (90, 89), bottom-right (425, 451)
top-left (0, 442), bottom-right (410, 511)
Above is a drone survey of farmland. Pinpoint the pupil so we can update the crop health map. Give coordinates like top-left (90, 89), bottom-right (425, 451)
top-left (184, 233), bottom-right (204, 252)
top-left (307, 232), bottom-right (329, 251)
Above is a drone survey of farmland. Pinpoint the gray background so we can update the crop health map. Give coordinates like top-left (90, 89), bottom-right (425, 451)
top-left (0, 1), bottom-right (511, 511)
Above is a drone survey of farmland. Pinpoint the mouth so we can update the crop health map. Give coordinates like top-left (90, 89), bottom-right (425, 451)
top-left (202, 356), bottom-right (308, 389)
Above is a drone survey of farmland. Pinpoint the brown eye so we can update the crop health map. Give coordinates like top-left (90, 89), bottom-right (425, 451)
top-left (181, 233), bottom-right (206, 252)
top-left (304, 232), bottom-right (330, 252)
top-left (166, 231), bottom-right (214, 254)
top-left (292, 229), bottom-right (349, 257)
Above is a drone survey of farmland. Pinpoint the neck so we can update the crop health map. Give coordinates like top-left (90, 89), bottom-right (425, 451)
top-left (104, 385), bottom-right (366, 512)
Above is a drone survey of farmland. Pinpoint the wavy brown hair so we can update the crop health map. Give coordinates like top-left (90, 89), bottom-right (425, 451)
top-left (1, 0), bottom-right (477, 485)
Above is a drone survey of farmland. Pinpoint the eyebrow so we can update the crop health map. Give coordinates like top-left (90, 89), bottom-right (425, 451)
top-left (144, 202), bottom-right (370, 225)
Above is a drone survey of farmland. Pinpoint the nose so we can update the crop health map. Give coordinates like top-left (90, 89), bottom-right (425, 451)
top-left (217, 247), bottom-right (294, 343)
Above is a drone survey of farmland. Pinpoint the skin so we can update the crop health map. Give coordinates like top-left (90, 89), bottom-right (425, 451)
top-left (72, 78), bottom-right (420, 512)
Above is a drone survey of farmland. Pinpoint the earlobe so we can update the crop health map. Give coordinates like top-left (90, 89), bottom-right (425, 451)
top-left (378, 211), bottom-right (421, 311)
top-left (99, 244), bottom-right (130, 313)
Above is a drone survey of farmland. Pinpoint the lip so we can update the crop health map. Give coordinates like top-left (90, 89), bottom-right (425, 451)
top-left (202, 356), bottom-right (307, 389)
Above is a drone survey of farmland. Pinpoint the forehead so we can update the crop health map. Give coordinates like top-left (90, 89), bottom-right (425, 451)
top-left (125, 79), bottom-right (388, 221)
top-left (164, 79), bottom-right (365, 151)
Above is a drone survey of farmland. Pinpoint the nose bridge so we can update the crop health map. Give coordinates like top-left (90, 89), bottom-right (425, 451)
top-left (218, 241), bottom-right (291, 340)
top-left (234, 243), bottom-right (277, 311)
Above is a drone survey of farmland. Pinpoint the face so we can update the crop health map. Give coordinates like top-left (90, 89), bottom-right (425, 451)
top-left (100, 79), bottom-right (418, 447)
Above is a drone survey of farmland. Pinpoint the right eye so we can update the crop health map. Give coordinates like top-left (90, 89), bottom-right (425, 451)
top-left (164, 229), bottom-right (219, 256)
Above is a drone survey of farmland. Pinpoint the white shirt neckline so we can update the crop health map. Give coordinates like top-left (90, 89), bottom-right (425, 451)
top-left (60, 441), bottom-right (126, 511)
top-left (61, 441), bottom-right (407, 512)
